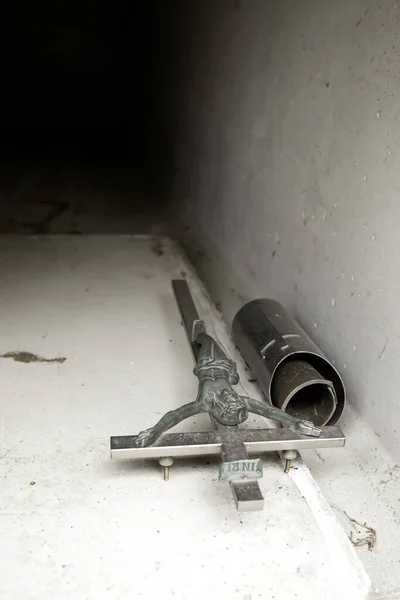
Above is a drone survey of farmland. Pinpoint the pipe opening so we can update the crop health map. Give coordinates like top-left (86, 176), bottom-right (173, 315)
top-left (282, 382), bottom-right (336, 427)
top-left (271, 359), bottom-right (337, 427)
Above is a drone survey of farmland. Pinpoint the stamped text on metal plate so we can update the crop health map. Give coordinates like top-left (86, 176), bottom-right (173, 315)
top-left (219, 458), bottom-right (263, 482)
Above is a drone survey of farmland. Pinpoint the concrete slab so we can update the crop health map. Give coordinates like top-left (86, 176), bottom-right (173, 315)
top-left (302, 407), bottom-right (400, 600)
top-left (0, 236), bottom-right (369, 600)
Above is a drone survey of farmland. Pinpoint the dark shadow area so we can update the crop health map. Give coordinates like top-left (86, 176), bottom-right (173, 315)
top-left (0, 0), bottom-right (178, 233)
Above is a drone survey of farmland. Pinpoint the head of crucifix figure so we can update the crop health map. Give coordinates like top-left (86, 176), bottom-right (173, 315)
top-left (210, 389), bottom-right (248, 426)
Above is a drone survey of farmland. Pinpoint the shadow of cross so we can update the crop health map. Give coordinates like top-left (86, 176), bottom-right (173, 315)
top-left (110, 280), bottom-right (345, 512)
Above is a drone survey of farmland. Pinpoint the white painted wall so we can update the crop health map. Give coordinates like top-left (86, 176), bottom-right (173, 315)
top-left (173, 0), bottom-right (400, 458)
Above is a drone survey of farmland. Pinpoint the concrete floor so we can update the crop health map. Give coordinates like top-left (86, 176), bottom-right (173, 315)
top-left (0, 236), bottom-right (369, 599)
top-left (302, 409), bottom-right (400, 600)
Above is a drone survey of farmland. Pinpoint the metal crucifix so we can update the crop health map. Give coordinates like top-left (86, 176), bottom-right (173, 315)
top-left (110, 280), bottom-right (345, 511)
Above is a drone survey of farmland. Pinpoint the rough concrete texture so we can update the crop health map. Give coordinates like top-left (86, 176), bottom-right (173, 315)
top-left (0, 155), bottom-right (167, 235)
top-left (172, 0), bottom-right (400, 460)
top-left (0, 236), bottom-right (369, 600)
top-left (302, 407), bottom-right (400, 600)
top-left (0, 160), bottom-right (167, 235)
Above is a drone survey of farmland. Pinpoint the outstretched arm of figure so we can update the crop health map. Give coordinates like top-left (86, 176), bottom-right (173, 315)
top-left (242, 397), bottom-right (321, 437)
top-left (132, 401), bottom-right (204, 447)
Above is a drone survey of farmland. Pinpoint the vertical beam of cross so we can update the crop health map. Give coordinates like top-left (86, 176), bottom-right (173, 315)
top-left (172, 279), bottom-right (265, 511)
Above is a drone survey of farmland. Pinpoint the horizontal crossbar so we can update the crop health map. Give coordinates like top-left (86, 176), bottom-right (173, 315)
top-left (110, 425), bottom-right (345, 459)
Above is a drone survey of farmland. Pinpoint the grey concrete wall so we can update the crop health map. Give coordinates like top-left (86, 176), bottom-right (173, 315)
top-left (173, 0), bottom-right (400, 457)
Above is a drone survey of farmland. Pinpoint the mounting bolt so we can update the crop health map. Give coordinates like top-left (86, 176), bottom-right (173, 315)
top-left (282, 450), bottom-right (298, 473)
top-left (159, 457), bottom-right (174, 481)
